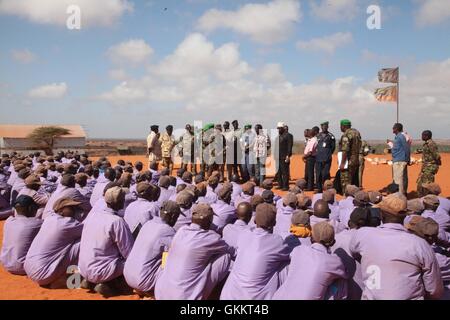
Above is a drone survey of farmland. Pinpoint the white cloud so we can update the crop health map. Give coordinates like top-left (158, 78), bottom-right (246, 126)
top-left (107, 39), bottom-right (154, 65)
top-left (415, 0), bottom-right (450, 26)
top-left (0, 0), bottom-right (133, 27)
top-left (296, 32), bottom-right (353, 54)
top-left (109, 69), bottom-right (128, 81)
top-left (28, 82), bottom-right (67, 99)
top-left (197, 0), bottom-right (301, 44)
top-left (152, 33), bottom-right (250, 81)
top-left (11, 49), bottom-right (37, 64)
top-left (309, 0), bottom-right (358, 22)
top-left (97, 33), bottom-right (450, 139)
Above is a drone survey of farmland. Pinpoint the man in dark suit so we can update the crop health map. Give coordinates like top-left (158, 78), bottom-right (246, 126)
top-left (276, 122), bottom-right (293, 191)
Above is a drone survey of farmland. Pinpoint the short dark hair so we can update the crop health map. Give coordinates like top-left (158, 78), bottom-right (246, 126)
top-left (393, 123), bottom-right (403, 132)
top-left (422, 130), bottom-right (432, 139)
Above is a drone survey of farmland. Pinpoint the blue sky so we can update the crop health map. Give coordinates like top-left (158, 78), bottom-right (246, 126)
top-left (0, 0), bottom-right (449, 139)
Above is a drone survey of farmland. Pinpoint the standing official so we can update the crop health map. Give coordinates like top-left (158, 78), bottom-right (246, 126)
top-left (276, 123), bottom-right (292, 191)
top-left (338, 120), bottom-right (361, 194)
top-left (417, 130), bottom-right (441, 196)
top-left (315, 122), bottom-right (335, 193)
top-left (390, 123), bottom-right (410, 195)
top-left (179, 124), bottom-right (196, 174)
top-left (147, 125), bottom-right (162, 168)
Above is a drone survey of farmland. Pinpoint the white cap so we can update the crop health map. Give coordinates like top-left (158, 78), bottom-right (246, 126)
top-left (277, 122), bottom-right (286, 128)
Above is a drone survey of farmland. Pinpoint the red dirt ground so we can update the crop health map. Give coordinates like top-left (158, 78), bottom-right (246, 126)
top-left (1, 154), bottom-right (448, 300)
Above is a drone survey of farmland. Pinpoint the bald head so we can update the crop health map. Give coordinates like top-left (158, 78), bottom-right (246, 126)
top-left (236, 202), bottom-right (252, 223)
top-left (313, 200), bottom-right (330, 219)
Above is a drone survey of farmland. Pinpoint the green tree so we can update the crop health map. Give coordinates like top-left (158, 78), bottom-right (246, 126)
top-left (27, 126), bottom-right (71, 155)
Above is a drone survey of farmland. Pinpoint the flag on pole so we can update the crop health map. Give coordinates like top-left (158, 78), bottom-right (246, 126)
top-left (378, 68), bottom-right (399, 83)
top-left (374, 86), bottom-right (397, 102)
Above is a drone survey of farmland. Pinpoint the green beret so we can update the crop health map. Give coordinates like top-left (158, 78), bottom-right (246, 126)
top-left (321, 121), bottom-right (329, 126)
top-left (340, 119), bottom-right (351, 126)
top-left (244, 124), bottom-right (252, 129)
top-left (203, 123), bottom-right (215, 131)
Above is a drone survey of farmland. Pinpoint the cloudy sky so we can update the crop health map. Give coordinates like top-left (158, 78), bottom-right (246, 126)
top-left (0, 0), bottom-right (449, 139)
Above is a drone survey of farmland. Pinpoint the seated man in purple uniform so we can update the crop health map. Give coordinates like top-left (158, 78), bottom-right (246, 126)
top-left (124, 201), bottom-right (181, 296)
top-left (24, 197), bottom-right (83, 287)
top-left (274, 193), bottom-right (298, 239)
top-left (211, 183), bottom-right (236, 233)
top-left (274, 221), bottom-right (348, 300)
top-left (222, 202), bottom-right (253, 254)
top-left (283, 210), bottom-right (312, 251)
top-left (155, 203), bottom-right (232, 300)
top-left (221, 203), bottom-right (291, 300)
top-left (89, 167), bottom-right (116, 207)
top-left (0, 195), bottom-right (43, 275)
top-left (124, 182), bottom-right (160, 237)
top-left (79, 187), bottom-right (134, 297)
top-left (173, 190), bottom-right (195, 231)
top-left (350, 194), bottom-right (444, 300)
top-left (157, 176), bottom-right (175, 206)
top-left (234, 182), bottom-right (255, 208)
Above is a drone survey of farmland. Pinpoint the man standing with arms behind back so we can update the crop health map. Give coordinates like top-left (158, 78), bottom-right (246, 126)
top-left (389, 123), bottom-right (410, 196)
top-left (276, 122), bottom-right (292, 191)
top-left (338, 119), bottom-right (361, 194)
top-left (316, 121), bottom-right (336, 193)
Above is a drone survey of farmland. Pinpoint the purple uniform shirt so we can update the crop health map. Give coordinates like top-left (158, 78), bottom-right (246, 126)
top-left (42, 186), bottom-right (91, 220)
top-left (211, 200), bottom-right (236, 233)
top-left (24, 213), bottom-right (83, 285)
top-left (0, 215), bottom-right (43, 275)
top-left (204, 186), bottom-right (218, 205)
top-left (349, 224), bottom-right (444, 300)
top-left (155, 223), bottom-right (231, 300)
top-left (273, 205), bottom-right (295, 240)
top-left (123, 217), bottom-right (175, 293)
top-left (234, 193), bottom-right (252, 208)
top-left (220, 228), bottom-right (290, 300)
top-left (273, 243), bottom-right (347, 300)
top-left (331, 228), bottom-right (363, 300)
top-left (124, 198), bottom-right (159, 234)
top-left (222, 219), bottom-right (250, 254)
top-left (173, 207), bottom-right (192, 231)
top-left (230, 182), bottom-right (242, 207)
top-left (422, 209), bottom-right (450, 233)
top-left (89, 177), bottom-right (110, 207)
top-left (79, 207), bottom-right (134, 283)
top-left (158, 187), bottom-right (175, 206)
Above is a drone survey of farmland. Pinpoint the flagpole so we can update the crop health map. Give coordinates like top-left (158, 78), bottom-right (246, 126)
top-left (397, 67), bottom-right (399, 123)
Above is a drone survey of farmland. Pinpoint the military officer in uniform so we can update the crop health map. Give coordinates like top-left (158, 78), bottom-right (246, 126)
top-left (159, 125), bottom-right (176, 174)
top-left (338, 119), bottom-right (362, 194)
top-left (179, 124), bottom-right (196, 175)
top-left (315, 121), bottom-right (336, 193)
top-left (417, 130), bottom-right (441, 196)
top-left (358, 140), bottom-right (370, 188)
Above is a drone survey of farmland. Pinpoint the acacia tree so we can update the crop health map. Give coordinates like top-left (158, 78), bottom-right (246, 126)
top-left (27, 126), bottom-right (71, 155)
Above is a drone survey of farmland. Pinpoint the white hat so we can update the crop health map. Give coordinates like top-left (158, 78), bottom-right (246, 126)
top-left (277, 122), bottom-right (286, 128)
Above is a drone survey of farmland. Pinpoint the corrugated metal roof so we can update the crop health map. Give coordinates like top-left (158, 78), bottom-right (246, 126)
top-left (0, 125), bottom-right (86, 139)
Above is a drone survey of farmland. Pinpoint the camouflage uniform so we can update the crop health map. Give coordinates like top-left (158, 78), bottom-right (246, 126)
top-left (339, 128), bottom-right (362, 193)
top-left (417, 139), bottom-right (441, 196)
top-left (358, 140), bottom-right (370, 188)
top-left (159, 133), bottom-right (175, 172)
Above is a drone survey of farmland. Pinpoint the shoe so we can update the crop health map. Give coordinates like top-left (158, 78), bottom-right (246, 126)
top-left (282, 188), bottom-right (289, 191)
top-left (80, 279), bottom-right (95, 291)
top-left (94, 283), bottom-right (117, 298)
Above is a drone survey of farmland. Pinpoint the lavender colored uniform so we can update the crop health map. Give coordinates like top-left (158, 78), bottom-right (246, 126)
top-left (42, 186), bottom-right (91, 220)
top-left (89, 176), bottom-right (110, 207)
top-left (155, 223), bottom-right (231, 300)
top-left (204, 186), bottom-right (218, 205)
top-left (123, 217), bottom-right (175, 293)
top-left (0, 216), bottom-right (43, 274)
top-left (24, 213), bottom-right (83, 285)
top-left (124, 198), bottom-right (159, 234)
top-left (273, 243), bottom-right (348, 300)
top-left (234, 193), bottom-right (252, 208)
top-left (79, 207), bottom-right (134, 283)
top-left (173, 207), bottom-right (192, 231)
top-left (210, 200), bottom-right (236, 233)
top-left (331, 229), bottom-right (363, 300)
top-left (222, 220), bottom-right (251, 253)
top-left (158, 187), bottom-right (175, 206)
top-left (230, 182), bottom-right (242, 207)
top-left (349, 224), bottom-right (444, 300)
top-left (273, 206), bottom-right (295, 240)
top-left (220, 228), bottom-right (290, 300)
